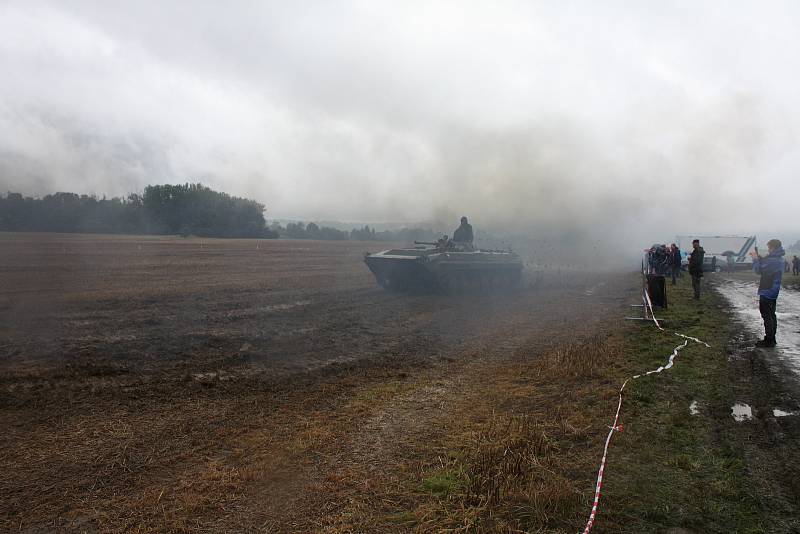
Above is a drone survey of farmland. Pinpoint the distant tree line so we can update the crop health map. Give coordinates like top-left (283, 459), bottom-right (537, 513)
top-left (267, 223), bottom-right (438, 243)
top-left (0, 184), bottom-right (277, 238)
top-left (348, 225), bottom-right (439, 243)
top-left (276, 221), bottom-right (349, 240)
top-left (0, 186), bottom-right (437, 242)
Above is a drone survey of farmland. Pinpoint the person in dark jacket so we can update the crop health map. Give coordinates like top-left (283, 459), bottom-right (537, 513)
top-left (670, 243), bottom-right (682, 285)
top-left (751, 239), bottom-right (785, 347)
top-left (647, 244), bottom-right (659, 274)
top-left (687, 239), bottom-right (705, 299)
top-left (793, 255), bottom-right (800, 276)
top-left (452, 216), bottom-right (474, 244)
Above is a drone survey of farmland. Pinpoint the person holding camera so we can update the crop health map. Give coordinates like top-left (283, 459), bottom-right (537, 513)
top-left (751, 239), bottom-right (785, 348)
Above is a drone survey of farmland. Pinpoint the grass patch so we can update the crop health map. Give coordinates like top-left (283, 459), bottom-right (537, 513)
top-left (411, 338), bottom-right (616, 532)
top-left (409, 273), bottom-right (764, 533)
top-left (598, 274), bottom-right (763, 533)
top-left (421, 469), bottom-right (464, 497)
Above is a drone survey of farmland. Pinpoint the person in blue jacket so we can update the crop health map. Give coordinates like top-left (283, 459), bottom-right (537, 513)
top-left (750, 239), bottom-right (785, 347)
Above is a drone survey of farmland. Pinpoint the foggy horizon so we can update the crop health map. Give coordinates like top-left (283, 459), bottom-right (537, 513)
top-left (2, 1), bottom-right (800, 246)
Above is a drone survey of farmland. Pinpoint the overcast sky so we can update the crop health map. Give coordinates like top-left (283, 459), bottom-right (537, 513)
top-left (1, 1), bottom-right (799, 243)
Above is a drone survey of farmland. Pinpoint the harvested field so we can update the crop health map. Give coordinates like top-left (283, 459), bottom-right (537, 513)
top-left (0, 232), bottom-right (632, 532)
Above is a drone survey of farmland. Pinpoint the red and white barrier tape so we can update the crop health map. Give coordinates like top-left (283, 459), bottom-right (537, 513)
top-left (643, 287), bottom-right (663, 331)
top-left (643, 286), bottom-right (710, 347)
top-left (581, 287), bottom-right (709, 533)
top-left (581, 376), bottom-right (627, 534)
top-left (674, 332), bottom-right (710, 348)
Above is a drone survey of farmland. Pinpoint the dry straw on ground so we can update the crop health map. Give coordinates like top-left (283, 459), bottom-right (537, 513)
top-left (410, 336), bottom-right (618, 533)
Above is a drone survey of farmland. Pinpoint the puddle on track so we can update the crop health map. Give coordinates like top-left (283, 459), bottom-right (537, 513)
top-left (716, 279), bottom-right (800, 375)
top-left (773, 408), bottom-right (799, 418)
top-left (689, 400), bottom-right (700, 415)
top-left (731, 402), bottom-right (753, 422)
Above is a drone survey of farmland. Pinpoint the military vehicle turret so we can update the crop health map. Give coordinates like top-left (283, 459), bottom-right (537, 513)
top-left (364, 238), bottom-right (523, 293)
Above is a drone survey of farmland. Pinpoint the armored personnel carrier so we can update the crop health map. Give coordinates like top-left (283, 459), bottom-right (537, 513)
top-left (364, 239), bottom-right (523, 293)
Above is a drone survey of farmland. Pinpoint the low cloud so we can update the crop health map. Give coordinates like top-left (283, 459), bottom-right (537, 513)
top-left (2, 1), bottom-right (799, 254)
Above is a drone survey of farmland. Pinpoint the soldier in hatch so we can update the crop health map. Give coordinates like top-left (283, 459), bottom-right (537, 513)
top-left (453, 216), bottom-right (474, 244)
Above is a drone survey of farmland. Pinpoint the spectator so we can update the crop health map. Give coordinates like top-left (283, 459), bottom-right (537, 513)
top-left (751, 239), bottom-right (785, 347)
top-left (726, 253), bottom-right (736, 273)
top-left (688, 239), bottom-right (705, 300)
top-left (670, 243), bottom-right (682, 285)
top-left (793, 255), bottom-right (800, 276)
top-left (654, 244), bottom-right (670, 275)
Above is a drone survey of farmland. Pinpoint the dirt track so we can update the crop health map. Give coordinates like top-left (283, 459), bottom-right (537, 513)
top-left (0, 233), bottom-right (631, 532)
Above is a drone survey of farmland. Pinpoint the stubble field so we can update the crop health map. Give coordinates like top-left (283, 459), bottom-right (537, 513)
top-left (0, 232), bottom-right (632, 533)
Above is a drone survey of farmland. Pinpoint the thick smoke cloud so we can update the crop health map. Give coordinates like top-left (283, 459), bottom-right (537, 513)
top-left (2, 1), bottom-right (799, 252)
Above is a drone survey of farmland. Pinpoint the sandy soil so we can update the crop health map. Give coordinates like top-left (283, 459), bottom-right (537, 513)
top-left (0, 232), bottom-right (631, 532)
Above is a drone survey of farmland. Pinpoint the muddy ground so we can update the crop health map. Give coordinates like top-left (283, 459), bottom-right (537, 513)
top-left (5, 234), bottom-right (800, 533)
top-left (0, 233), bottom-right (630, 532)
top-left (715, 276), bottom-right (800, 533)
